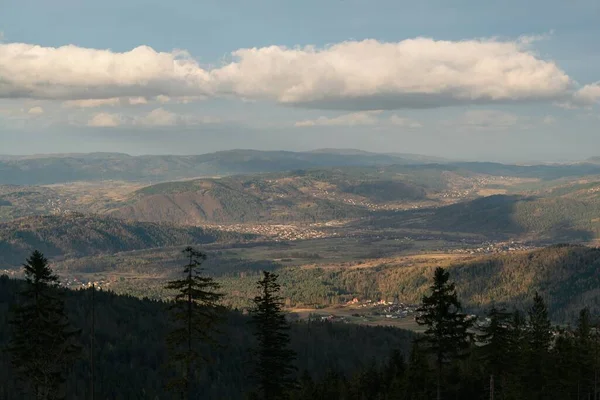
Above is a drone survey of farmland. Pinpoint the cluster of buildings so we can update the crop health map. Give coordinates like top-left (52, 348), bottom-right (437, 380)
top-left (449, 241), bottom-right (536, 255)
top-left (346, 297), bottom-right (420, 319)
top-left (60, 276), bottom-right (111, 290)
top-left (206, 223), bottom-right (334, 241)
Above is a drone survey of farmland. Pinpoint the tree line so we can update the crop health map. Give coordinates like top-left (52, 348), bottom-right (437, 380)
top-left (292, 267), bottom-right (600, 400)
top-left (3, 248), bottom-right (302, 399)
top-left (3, 248), bottom-right (600, 399)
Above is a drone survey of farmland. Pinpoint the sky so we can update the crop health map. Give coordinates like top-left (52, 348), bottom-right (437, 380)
top-left (0, 0), bottom-right (599, 162)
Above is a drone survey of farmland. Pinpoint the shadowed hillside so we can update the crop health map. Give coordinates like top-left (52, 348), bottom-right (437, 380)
top-left (364, 193), bottom-right (599, 242)
top-left (0, 214), bottom-right (251, 267)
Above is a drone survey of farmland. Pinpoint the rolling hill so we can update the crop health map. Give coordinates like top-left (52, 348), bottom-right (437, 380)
top-left (106, 166), bottom-right (481, 224)
top-left (364, 184), bottom-right (600, 242)
top-left (0, 213), bottom-right (250, 267)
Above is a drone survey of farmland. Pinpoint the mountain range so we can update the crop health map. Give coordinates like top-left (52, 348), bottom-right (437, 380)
top-left (0, 149), bottom-right (448, 185)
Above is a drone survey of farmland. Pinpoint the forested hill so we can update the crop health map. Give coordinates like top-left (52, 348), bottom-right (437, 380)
top-left (0, 149), bottom-right (439, 185)
top-left (0, 276), bottom-right (415, 399)
top-left (0, 214), bottom-right (251, 267)
top-left (106, 166), bottom-right (471, 224)
top-left (366, 192), bottom-right (600, 242)
top-left (218, 244), bottom-right (600, 322)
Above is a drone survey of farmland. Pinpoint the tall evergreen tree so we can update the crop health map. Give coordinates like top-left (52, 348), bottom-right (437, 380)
top-left (7, 250), bottom-right (80, 400)
top-left (165, 246), bottom-right (224, 400)
top-left (251, 271), bottom-right (297, 400)
top-left (574, 308), bottom-right (595, 398)
top-left (415, 267), bottom-right (473, 400)
top-left (526, 292), bottom-right (552, 400)
top-left (477, 306), bottom-right (513, 399)
top-left (405, 341), bottom-right (432, 400)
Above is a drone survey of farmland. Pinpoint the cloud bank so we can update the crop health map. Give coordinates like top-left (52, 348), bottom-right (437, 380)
top-left (86, 108), bottom-right (219, 128)
top-left (295, 111), bottom-right (422, 128)
top-left (0, 38), bottom-right (591, 110)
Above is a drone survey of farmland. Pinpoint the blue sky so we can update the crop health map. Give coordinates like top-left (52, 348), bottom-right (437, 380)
top-left (0, 0), bottom-right (599, 161)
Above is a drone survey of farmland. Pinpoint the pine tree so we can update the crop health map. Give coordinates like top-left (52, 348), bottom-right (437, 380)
top-left (251, 271), bottom-right (297, 400)
top-left (405, 341), bottom-right (432, 400)
top-left (526, 292), bottom-right (552, 400)
top-left (382, 349), bottom-right (407, 397)
top-left (165, 246), bottom-right (224, 400)
top-left (477, 306), bottom-right (513, 399)
top-left (7, 250), bottom-right (81, 400)
top-left (504, 310), bottom-right (527, 399)
top-left (575, 308), bottom-right (596, 399)
top-left (415, 267), bottom-right (473, 400)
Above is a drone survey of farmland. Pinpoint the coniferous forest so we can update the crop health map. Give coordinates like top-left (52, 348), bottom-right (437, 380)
top-left (0, 249), bottom-right (599, 399)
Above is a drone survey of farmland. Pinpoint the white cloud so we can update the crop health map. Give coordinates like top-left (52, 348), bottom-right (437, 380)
top-left (87, 112), bottom-right (122, 127)
top-left (134, 108), bottom-right (178, 126)
top-left (151, 95), bottom-right (205, 104)
top-left (83, 108), bottom-right (220, 128)
top-left (295, 111), bottom-right (422, 128)
top-left (1, 43), bottom-right (211, 100)
top-left (128, 97), bottom-right (148, 105)
top-left (63, 98), bottom-right (122, 108)
top-left (450, 110), bottom-right (522, 131)
top-left (389, 115), bottom-right (422, 128)
top-left (573, 83), bottom-right (600, 106)
top-left (27, 106), bottom-right (44, 115)
top-left (0, 38), bottom-right (585, 110)
top-left (542, 115), bottom-right (556, 125)
top-left (155, 95), bottom-right (171, 104)
top-left (295, 111), bottom-right (382, 127)
top-left (213, 38), bottom-right (573, 109)
top-left (63, 97), bottom-right (154, 108)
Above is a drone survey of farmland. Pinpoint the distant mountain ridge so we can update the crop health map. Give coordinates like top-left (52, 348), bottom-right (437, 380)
top-left (0, 149), bottom-right (445, 185)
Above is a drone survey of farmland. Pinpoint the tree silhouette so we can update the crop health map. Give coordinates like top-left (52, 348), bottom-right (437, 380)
top-left (251, 271), bottom-right (297, 400)
top-left (165, 246), bottom-right (224, 400)
top-left (526, 292), bottom-right (552, 400)
top-left (7, 250), bottom-right (80, 399)
top-left (477, 306), bottom-right (513, 399)
top-left (416, 267), bottom-right (473, 400)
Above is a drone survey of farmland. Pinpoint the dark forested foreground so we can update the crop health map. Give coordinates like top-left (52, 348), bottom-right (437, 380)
top-left (1, 250), bottom-right (600, 399)
top-left (295, 269), bottom-right (600, 400)
top-left (0, 251), bottom-right (413, 400)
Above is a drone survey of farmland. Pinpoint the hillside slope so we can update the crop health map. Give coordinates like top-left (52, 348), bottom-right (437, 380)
top-left (218, 245), bottom-right (600, 322)
top-left (107, 166), bottom-right (488, 224)
top-left (365, 189), bottom-right (600, 242)
top-left (0, 214), bottom-right (247, 267)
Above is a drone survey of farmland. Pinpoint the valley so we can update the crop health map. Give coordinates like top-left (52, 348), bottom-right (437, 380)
top-left (2, 150), bottom-right (600, 327)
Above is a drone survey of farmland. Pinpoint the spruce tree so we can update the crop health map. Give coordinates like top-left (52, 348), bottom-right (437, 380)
top-left (7, 250), bottom-right (81, 400)
top-left (251, 271), bottom-right (297, 400)
top-left (165, 246), bottom-right (224, 400)
top-left (405, 341), bottom-right (432, 400)
top-left (505, 310), bottom-right (527, 398)
top-left (574, 308), bottom-right (595, 398)
top-left (526, 292), bottom-right (552, 400)
top-left (415, 267), bottom-right (473, 400)
top-left (477, 306), bottom-right (513, 399)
